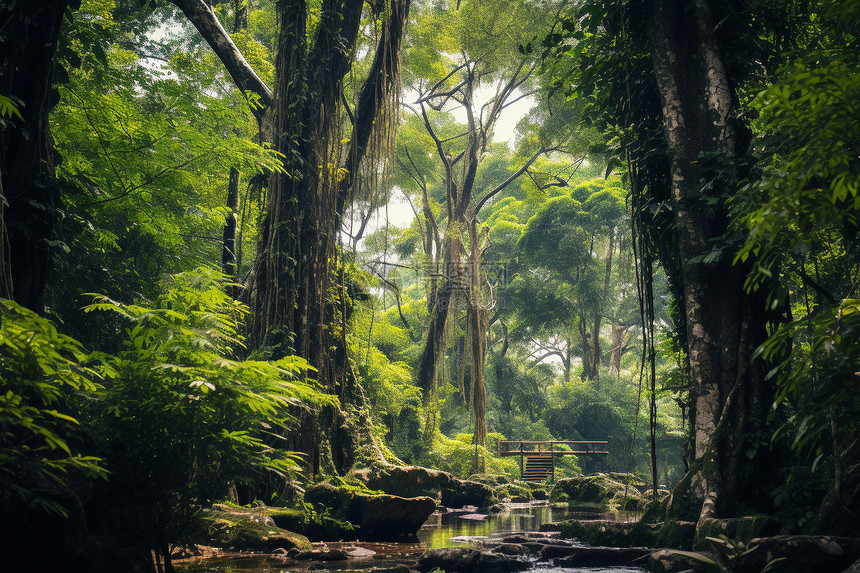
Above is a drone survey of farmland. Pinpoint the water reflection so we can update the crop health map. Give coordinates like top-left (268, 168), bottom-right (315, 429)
top-left (417, 502), bottom-right (637, 549)
top-left (180, 502), bottom-right (643, 572)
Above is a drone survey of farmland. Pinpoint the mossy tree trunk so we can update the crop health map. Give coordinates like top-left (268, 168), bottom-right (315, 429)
top-left (174, 0), bottom-right (411, 472)
top-left (649, 0), bottom-right (771, 519)
top-left (252, 0), bottom-right (411, 473)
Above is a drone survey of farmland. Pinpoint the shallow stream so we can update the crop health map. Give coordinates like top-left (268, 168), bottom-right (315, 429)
top-left (180, 502), bottom-right (646, 573)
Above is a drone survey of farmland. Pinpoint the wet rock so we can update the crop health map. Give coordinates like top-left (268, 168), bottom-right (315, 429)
top-left (553, 546), bottom-right (652, 567)
top-left (441, 479), bottom-right (496, 508)
top-left (203, 506), bottom-right (312, 551)
top-left (539, 544), bottom-right (582, 560)
top-left (350, 493), bottom-right (437, 539)
top-left (843, 558), bottom-right (860, 573)
top-left (416, 547), bottom-right (529, 573)
top-left (294, 548), bottom-right (349, 561)
top-left (732, 535), bottom-right (860, 573)
top-left (523, 542), bottom-right (549, 554)
top-left (492, 543), bottom-right (530, 556)
top-left (558, 519), bottom-right (659, 548)
top-left (498, 533), bottom-right (561, 544)
top-left (550, 473), bottom-right (646, 508)
top-left (356, 465), bottom-right (496, 508)
top-left (315, 549), bottom-right (349, 561)
top-left (648, 548), bottom-right (713, 573)
top-left (305, 482), bottom-right (436, 540)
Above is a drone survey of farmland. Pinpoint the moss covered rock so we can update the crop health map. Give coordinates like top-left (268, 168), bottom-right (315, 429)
top-left (203, 506), bottom-right (312, 551)
top-left (304, 481), bottom-right (436, 540)
top-left (265, 507), bottom-right (307, 532)
top-left (496, 482), bottom-right (534, 503)
top-left (654, 519), bottom-right (696, 549)
top-left (357, 465), bottom-right (449, 499)
top-left (356, 465), bottom-right (497, 508)
top-left (550, 473), bottom-right (646, 509)
top-left (558, 519), bottom-right (658, 547)
top-left (558, 517), bottom-right (694, 550)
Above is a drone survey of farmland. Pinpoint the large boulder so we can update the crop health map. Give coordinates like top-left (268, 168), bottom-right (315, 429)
top-left (304, 482), bottom-right (436, 540)
top-left (203, 505), bottom-right (312, 551)
top-left (416, 548), bottom-right (529, 573)
top-left (441, 479), bottom-right (496, 508)
top-left (550, 473), bottom-right (648, 509)
top-left (356, 465), bottom-right (497, 508)
top-left (730, 535), bottom-right (860, 573)
top-left (357, 465), bottom-right (449, 499)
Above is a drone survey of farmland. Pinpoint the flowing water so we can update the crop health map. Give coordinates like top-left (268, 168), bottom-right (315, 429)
top-left (179, 502), bottom-right (646, 573)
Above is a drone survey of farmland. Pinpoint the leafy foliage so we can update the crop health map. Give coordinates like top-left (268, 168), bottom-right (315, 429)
top-left (0, 300), bottom-right (107, 517)
top-left (425, 432), bottom-right (519, 478)
top-left (85, 268), bottom-right (336, 545)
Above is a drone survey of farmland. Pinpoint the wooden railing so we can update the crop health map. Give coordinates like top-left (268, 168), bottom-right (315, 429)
top-left (497, 440), bottom-right (609, 456)
top-left (496, 440), bottom-right (609, 482)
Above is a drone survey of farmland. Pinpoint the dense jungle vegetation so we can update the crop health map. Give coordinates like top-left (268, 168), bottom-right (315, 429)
top-left (1, 0), bottom-right (858, 571)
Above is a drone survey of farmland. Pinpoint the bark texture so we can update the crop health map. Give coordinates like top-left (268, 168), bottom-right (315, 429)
top-left (251, 0), bottom-right (411, 473)
top-left (649, 0), bottom-right (769, 518)
top-left (0, 0), bottom-right (68, 312)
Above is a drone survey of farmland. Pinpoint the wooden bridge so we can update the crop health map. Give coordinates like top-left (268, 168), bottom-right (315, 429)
top-left (497, 440), bottom-right (609, 482)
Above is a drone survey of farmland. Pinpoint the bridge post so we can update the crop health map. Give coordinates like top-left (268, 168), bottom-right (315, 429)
top-left (519, 441), bottom-right (524, 479)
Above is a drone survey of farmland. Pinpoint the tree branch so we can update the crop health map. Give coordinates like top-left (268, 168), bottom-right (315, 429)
top-left (471, 147), bottom-right (551, 217)
top-left (169, 0), bottom-right (273, 121)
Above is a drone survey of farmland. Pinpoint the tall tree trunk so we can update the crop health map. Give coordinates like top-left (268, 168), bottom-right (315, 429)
top-left (590, 227), bottom-right (615, 389)
top-left (416, 232), bottom-right (462, 393)
top-left (251, 0), bottom-right (411, 472)
top-left (610, 323), bottom-right (629, 376)
top-left (222, 167), bottom-right (240, 283)
top-left (650, 0), bottom-right (769, 519)
top-left (0, 0), bottom-right (68, 312)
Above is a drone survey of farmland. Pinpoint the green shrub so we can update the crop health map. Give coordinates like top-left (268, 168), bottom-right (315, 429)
top-left (85, 268), bottom-right (337, 560)
top-left (424, 432), bottom-right (519, 478)
top-left (0, 299), bottom-right (107, 518)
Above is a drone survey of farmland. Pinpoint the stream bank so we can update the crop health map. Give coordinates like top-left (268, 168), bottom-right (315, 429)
top-left (177, 501), bottom-right (646, 573)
